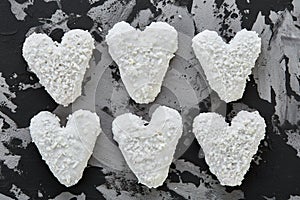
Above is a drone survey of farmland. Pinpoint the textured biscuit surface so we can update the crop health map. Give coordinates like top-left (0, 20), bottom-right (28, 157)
top-left (192, 29), bottom-right (261, 102)
top-left (112, 106), bottom-right (182, 188)
top-left (23, 29), bottom-right (94, 106)
top-left (193, 111), bottom-right (266, 186)
top-left (30, 110), bottom-right (101, 187)
top-left (106, 21), bottom-right (178, 104)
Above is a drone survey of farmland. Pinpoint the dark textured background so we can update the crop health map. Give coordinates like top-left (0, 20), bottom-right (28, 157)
top-left (0, 0), bottom-right (299, 199)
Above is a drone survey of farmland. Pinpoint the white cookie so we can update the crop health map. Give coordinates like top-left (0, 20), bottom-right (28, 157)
top-left (112, 106), bottom-right (182, 188)
top-left (106, 21), bottom-right (178, 104)
top-left (193, 111), bottom-right (266, 186)
top-left (30, 110), bottom-right (101, 186)
top-left (23, 29), bottom-right (95, 106)
top-left (192, 29), bottom-right (261, 102)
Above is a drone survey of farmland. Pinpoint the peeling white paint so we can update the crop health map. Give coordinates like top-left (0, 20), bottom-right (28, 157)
top-left (26, 9), bottom-right (69, 37)
top-left (50, 192), bottom-right (85, 200)
top-left (18, 82), bottom-right (42, 91)
top-left (289, 195), bottom-right (300, 200)
top-left (168, 160), bottom-right (245, 199)
top-left (286, 129), bottom-right (300, 157)
top-left (9, 184), bottom-right (30, 200)
top-left (97, 168), bottom-right (173, 200)
top-left (0, 193), bottom-right (14, 200)
top-left (87, 0), bottom-right (136, 35)
top-left (252, 11), bottom-right (300, 126)
top-left (0, 111), bottom-right (31, 171)
top-left (7, 0), bottom-right (34, 21)
top-left (155, 2), bottom-right (195, 36)
top-left (0, 73), bottom-right (17, 112)
top-left (131, 9), bottom-right (154, 29)
top-left (192, 0), bottom-right (242, 37)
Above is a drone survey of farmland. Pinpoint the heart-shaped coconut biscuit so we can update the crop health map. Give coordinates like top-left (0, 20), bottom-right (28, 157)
top-left (192, 29), bottom-right (261, 102)
top-left (193, 111), bottom-right (266, 186)
top-left (106, 21), bottom-right (178, 104)
top-left (23, 29), bottom-right (95, 106)
top-left (30, 110), bottom-right (101, 187)
top-left (112, 106), bottom-right (182, 188)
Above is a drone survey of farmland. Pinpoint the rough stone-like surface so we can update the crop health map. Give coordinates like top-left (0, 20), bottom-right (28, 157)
top-left (192, 29), bottom-right (261, 102)
top-left (106, 21), bottom-right (178, 104)
top-left (193, 111), bottom-right (266, 186)
top-left (30, 110), bottom-right (101, 186)
top-left (112, 106), bottom-right (182, 188)
top-left (23, 29), bottom-right (94, 106)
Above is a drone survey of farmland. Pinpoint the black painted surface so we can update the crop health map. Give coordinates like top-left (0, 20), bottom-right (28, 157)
top-left (0, 0), bottom-right (299, 199)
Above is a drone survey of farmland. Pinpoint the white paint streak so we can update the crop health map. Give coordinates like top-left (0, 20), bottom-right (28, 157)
top-left (263, 196), bottom-right (276, 200)
top-left (96, 168), bottom-right (173, 200)
top-left (97, 185), bottom-right (171, 200)
top-left (7, 0), bottom-right (34, 21)
top-left (0, 194), bottom-right (14, 200)
top-left (18, 82), bottom-right (42, 91)
top-left (87, 0), bottom-right (136, 35)
top-left (155, 2), bottom-right (195, 37)
top-left (289, 195), bottom-right (300, 200)
top-left (192, 0), bottom-right (242, 36)
top-left (286, 129), bottom-right (300, 157)
top-left (168, 159), bottom-right (245, 199)
top-left (88, 0), bottom-right (102, 4)
top-left (252, 11), bottom-right (300, 125)
top-left (9, 184), bottom-right (30, 200)
top-left (0, 111), bottom-right (31, 171)
top-left (26, 9), bottom-right (69, 37)
top-left (0, 73), bottom-right (17, 113)
top-left (50, 192), bottom-right (85, 200)
top-left (131, 9), bottom-right (154, 29)
top-left (0, 72), bottom-right (31, 173)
